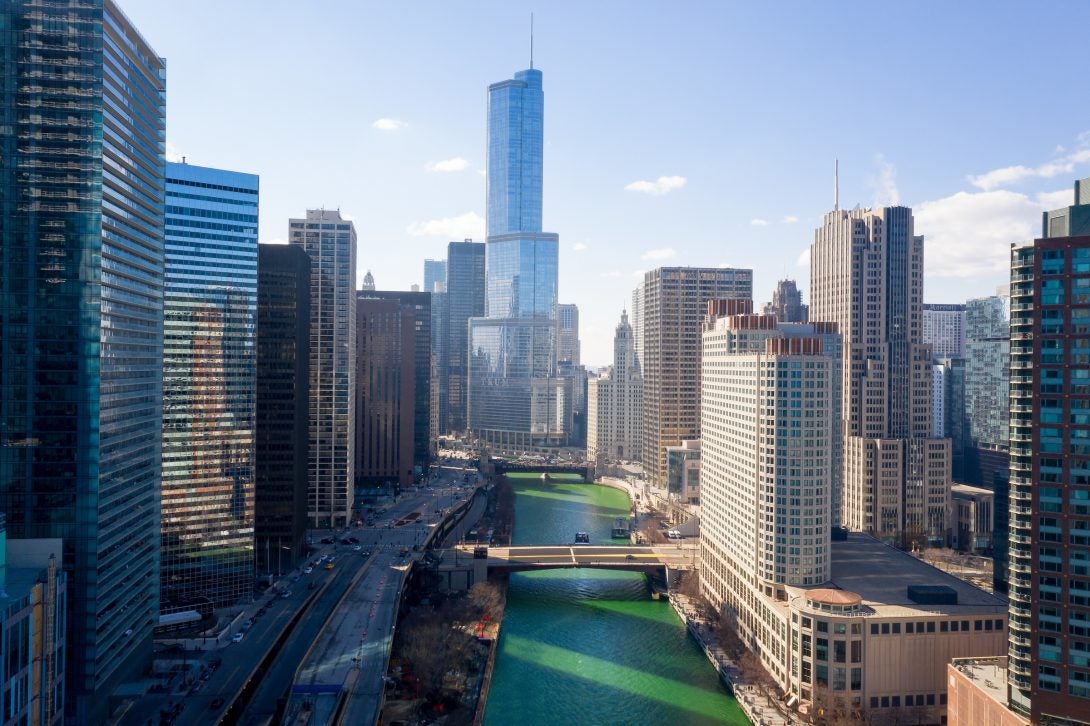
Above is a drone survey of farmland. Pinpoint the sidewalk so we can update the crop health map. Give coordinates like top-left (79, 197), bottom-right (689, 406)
top-left (670, 593), bottom-right (803, 726)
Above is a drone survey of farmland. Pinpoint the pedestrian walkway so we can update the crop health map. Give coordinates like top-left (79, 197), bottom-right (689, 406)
top-left (670, 593), bottom-right (802, 726)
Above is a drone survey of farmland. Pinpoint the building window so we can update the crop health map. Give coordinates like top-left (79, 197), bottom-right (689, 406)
top-left (851, 640), bottom-right (861, 663)
top-left (851, 668), bottom-right (862, 691)
top-left (834, 641), bottom-right (846, 663)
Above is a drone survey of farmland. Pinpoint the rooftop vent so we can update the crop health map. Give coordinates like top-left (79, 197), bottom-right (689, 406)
top-left (907, 584), bottom-right (957, 605)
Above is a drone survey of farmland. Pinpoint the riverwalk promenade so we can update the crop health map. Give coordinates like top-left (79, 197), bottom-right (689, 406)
top-left (671, 593), bottom-right (802, 726)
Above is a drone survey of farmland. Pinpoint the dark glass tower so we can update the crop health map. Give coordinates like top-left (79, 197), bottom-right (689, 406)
top-left (444, 241), bottom-right (485, 434)
top-left (162, 162), bottom-right (258, 608)
top-left (359, 291), bottom-right (433, 477)
top-left (256, 245), bottom-right (310, 575)
top-left (0, 1), bottom-right (165, 719)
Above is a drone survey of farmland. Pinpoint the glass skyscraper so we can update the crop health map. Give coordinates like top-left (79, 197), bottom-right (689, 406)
top-left (443, 241), bottom-right (485, 434)
top-left (162, 162), bottom-right (258, 609)
top-left (469, 68), bottom-right (564, 450)
top-left (0, 2), bottom-right (165, 719)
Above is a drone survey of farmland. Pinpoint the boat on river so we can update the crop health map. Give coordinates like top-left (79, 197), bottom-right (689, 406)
top-left (611, 517), bottom-right (631, 538)
top-left (574, 532), bottom-right (590, 544)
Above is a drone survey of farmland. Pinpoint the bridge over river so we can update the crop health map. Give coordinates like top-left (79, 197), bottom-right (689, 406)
top-left (428, 543), bottom-right (698, 591)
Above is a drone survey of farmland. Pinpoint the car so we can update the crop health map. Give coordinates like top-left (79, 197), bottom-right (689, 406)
top-left (324, 562), bottom-right (335, 570)
top-left (318, 555), bottom-right (328, 562)
top-left (291, 575), bottom-right (300, 583)
top-left (625, 554), bottom-right (636, 561)
top-left (304, 567), bottom-right (313, 574)
top-left (352, 545), bottom-right (362, 551)
top-left (257, 607), bottom-right (267, 616)
top-left (319, 537), bottom-right (333, 544)
top-left (231, 633), bottom-right (244, 643)
top-left (282, 590), bottom-right (292, 598)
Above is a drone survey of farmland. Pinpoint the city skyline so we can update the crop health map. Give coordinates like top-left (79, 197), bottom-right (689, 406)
top-left (115, 0), bottom-right (1090, 366)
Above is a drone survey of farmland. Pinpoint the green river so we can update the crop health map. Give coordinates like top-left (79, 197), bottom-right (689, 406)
top-left (482, 473), bottom-right (748, 726)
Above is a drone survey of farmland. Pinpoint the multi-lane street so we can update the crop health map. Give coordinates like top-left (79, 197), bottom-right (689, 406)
top-left (117, 460), bottom-right (481, 726)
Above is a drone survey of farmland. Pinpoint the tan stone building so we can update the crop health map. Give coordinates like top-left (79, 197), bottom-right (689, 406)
top-left (947, 658), bottom-right (1029, 726)
top-left (638, 266), bottom-right (751, 485)
top-left (809, 204), bottom-right (951, 546)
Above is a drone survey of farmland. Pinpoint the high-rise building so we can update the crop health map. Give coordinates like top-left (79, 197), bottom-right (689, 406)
top-left (1007, 177), bottom-right (1090, 722)
top-left (162, 162), bottom-right (257, 609)
top-left (0, 519), bottom-right (67, 726)
top-left (359, 291), bottom-right (433, 476)
top-left (631, 284), bottom-right (644, 369)
top-left (587, 310), bottom-right (643, 463)
top-left (809, 205), bottom-right (951, 545)
top-left (423, 259), bottom-right (447, 294)
top-left (964, 294), bottom-right (1011, 451)
top-left (923, 303), bottom-right (967, 360)
top-left (355, 296), bottom-right (417, 486)
top-left (256, 244), bottom-right (311, 576)
top-left (361, 270), bottom-right (375, 291)
top-left (701, 305), bottom-right (837, 592)
top-left (558, 303), bottom-right (581, 365)
top-left (639, 267), bottom-right (752, 485)
top-left (443, 241), bottom-right (486, 434)
top-left (289, 210), bottom-right (357, 528)
top-left (469, 67), bottom-right (564, 451)
top-left (0, 3), bottom-right (164, 717)
top-left (762, 278), bottom-right (809, 322)
top-left (700, 307), bottom-right (1007, 723)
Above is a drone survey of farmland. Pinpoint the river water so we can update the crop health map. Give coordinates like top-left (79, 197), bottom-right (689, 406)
top-left (482, 473), bottom-right (748, 726)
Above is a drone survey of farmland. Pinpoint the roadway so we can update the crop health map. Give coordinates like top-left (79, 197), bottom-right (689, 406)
top-left (118, 462), bottom-right (480, 726)
top-left (281, 465), bottom-right (482, 726)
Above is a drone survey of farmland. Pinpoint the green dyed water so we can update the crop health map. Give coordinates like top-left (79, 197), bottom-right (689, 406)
top-left (483, 473), bottom-right (748, 726)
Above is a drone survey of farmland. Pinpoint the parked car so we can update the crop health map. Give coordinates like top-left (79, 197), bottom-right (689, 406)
top-left (304, 566), bottom-right (313, 574)
top-left (231, 633), bottom-right (244, 643)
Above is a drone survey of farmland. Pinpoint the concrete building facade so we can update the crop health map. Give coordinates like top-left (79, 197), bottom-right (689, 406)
top-left (639, 267), bottom-right (753, 486)
top-left (762, 278), bottom-right (809, 322)
top-left (289, 210), bottom-right (357, 528)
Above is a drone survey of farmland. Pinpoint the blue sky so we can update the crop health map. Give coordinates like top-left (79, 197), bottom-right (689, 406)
top-left (122, 0), bottom-right (1090, 366)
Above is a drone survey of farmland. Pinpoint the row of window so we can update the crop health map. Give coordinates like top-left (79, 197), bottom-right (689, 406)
top-left (870, 693), bottom-right (945, 709)
top-left (869, 618), bottom-right (1003, 635)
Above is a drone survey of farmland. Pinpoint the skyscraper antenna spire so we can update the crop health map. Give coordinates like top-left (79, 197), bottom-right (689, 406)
top-left (530, 13), bottom-right (534, 69)
top-left (834, 158), bottom-right (839, 211)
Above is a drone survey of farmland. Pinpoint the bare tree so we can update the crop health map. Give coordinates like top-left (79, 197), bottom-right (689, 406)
top-left (467, 581), bottom-right (504, 622)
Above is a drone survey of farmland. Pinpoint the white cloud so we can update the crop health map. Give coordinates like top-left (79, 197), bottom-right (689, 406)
top-left (969, 144), bottom-right (1090, 191)
top-left (1036, 188), bottom-right (1074, 209)
top-left (750, 218), bottom-right (769, 226)
top-left (406, 211), bottom-right (484, 239)
top-left (426, 157), bottom-right (469, 173)
top-left (372, 118), bottom-right (403, 131)
top-left (796, 248), bottom-right (810, 267)
top-left (640, 247), bottom-right (677, 261)
top-left (870, 153), bottom-right (901, 206)
top-left (573, 242), bottom-right (588, 252)
top-left (600, 270), bottom-right (622, 279)
top-left (625, 175), bottom-right (687, 196)
top-left (782, 215), bottom-right (799, 224)
top-left (915, 189), bottom-right (1048, 279)
top-left (165, 141), bottom-right (186, 163)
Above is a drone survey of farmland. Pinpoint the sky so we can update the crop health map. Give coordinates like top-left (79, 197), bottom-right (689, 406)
top-left (121, 0), bottom-right (1090, 368)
